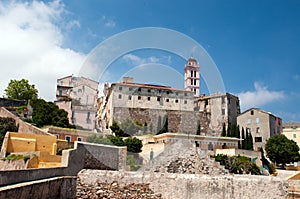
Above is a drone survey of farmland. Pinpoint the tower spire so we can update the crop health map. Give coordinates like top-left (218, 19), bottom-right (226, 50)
top-left (184, 57), bottom-right (200, 96)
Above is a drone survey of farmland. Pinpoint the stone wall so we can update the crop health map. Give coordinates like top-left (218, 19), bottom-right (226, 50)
top-left (0, 176), bottom-right (76, 199)
top-left (0, 107), bottom-right (51, 136)
top-left (78, 170), bottom-right (289, 199)
top-left (113, 107), bottom-right (212, 135)
top-left (0, 141), bottom-right (126, 187)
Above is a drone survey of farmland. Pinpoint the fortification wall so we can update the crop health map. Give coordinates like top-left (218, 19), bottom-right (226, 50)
top-left (78, 170), bottom-right (289, 199)
top-left (0, 176), bottom-right (76, 199)
top-left (113, 107), bottom-right (212, 135)
top-left (0, 107), bottom-right (51, 136)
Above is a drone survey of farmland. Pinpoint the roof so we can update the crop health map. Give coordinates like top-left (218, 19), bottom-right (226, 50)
top-left (239, 108), bottom-right (281, 119)
top-left (112, 82), bottom-right (193, 93)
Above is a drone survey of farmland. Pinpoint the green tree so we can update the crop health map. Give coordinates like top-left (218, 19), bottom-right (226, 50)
top-left (5, 79), bottom-right (38, 101)
top-left (0, 117), bottom-right (18, 148)
top-left (196, 120), bottom-right (201, 135)
top-left (241, 127), bottom-right (245, 149)
top-left (248, 132), bottom-right (254, 150)
top-left (157, 115), bottom-right (168, 135)
top-left (110, 121), bottom-right (130, 137)
top-left (156, 116), bottom-right (162, 134)
top-left (265, 134), bottom-right (300, 167)
top-left (221, 123), bottom-right (226, 137)
top-left (119, 118), bottom-right (142, 136)
top-left (226, 124), bottom-right (231, 137)
top-left (30, 99), bottom-right (73, 128)
top-left (108, 136), bottom-right (124, 146)
top-left (237, 125), bottom-right (241, 149)
top-left (124, 137), bottom-right (143, 153)
top-left (86, 135), bottom-right (113, 145)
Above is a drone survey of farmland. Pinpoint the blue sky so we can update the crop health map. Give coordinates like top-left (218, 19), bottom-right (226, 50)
top-left (0, 0), bottom-right (299, 122)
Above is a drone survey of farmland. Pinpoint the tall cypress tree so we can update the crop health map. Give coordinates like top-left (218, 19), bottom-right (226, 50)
top-left (249, 132), bottom-right (254, 150)
top-left (227, 125), bottom-right (231, 137)
top-left (237, 125), bottom-right (241, 149)
top-left (196, 120), bottom-right (201, 135)
top-left (241, 127), bottom-right (245, 149)
top-left (156, 116), bottom-right (162, 134)
top-left (221, 123), bottom-right (226, 137)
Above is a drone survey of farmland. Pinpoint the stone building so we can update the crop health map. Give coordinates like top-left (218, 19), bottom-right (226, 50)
top-left (99, 77), bottom-right (198, 134)
top-left (237, 108), bottom-right (282, 151)
top-left (184, 57), bottom-right (200, 96)
top-left (196, 93), bottom-right (240, 136)
top-left (283, 122), bottom-right (300, 148)
top-left (55, 75), bottom-right (99, 130)
top-left (98, 57), bottom-right (240, 136)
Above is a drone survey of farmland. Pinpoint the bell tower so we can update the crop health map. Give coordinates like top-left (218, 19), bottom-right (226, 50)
top-left (184, 57), bottom-right (200, 96)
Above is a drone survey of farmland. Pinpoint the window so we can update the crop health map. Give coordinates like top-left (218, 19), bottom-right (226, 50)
top-left (184, 93), bottom-right (187, 96)
top-left (194, 79), bottom-right (196, 85)
top-left (194, 88), bottom-right (196, 94)
top-left (128, 95), bottom-right (132, 100)
top-left (251, 110), bottom-right (254, 115)
top-left (119, 86), bottom-right (122, 91)
top-left (148, 89), bottom-right (151, 93)
top-left (148, 97), bottom-right (151, 101)
top-left (256, 118), bottom-right (260, 124)
top-left (118, 94), bottom-right (122, 99)
top-left (184, 100), bottom-right (187, 104)
top-left (138, 96), bottom-right (141, 100)
top-left (77, 137), bottom-right (82, 141)
top-left (157, 97), bottom-right (161, 101)
top-left (60, 81), bottom-right (63, 86)
top-left (190, 79), bottom-right (193, 85)
top-left (228, 99), bottom-right (231, 104)
top-left (65, 136), bottom-right (71, 142)
top-left (256, 127), bottom-right (260, 133)
top-left (222, 109), bottom-right (225, 115)
top-left (175, 99), bottom-right (178, 103)
top-left (129, 87), bottom-right (133, 91)
top-left (138, 88), bottom-right (141, 92)
top-left (194, 71), bottom-right (197, 77)
top-left (59, 89), bottom-right (62, 96)
top-left (255, 137), bottom-right (262, 142)
top-left (221, 96), bottom-right (225, 104)
top-left (166, 99), bottom-right (169, 102)
top-left (294, 134), bottom-right (297, 139)
top-left (166, 91), bottom-right (169, 94)
top-left (247, 119), bottom-right (251, 124)
top-left (191, 71), bottom-right (193, 77)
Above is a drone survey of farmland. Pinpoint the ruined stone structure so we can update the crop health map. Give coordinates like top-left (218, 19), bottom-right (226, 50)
top-left (55, 75), bottom-right (99, 130)
top-left (237, 108), bottom-right (282, 151)
top-left (196, 93), bottom-right (240, 135)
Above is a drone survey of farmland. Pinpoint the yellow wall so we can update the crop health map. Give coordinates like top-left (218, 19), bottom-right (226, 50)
top-left (283, 127), bottom-right (300, 148)
top-left (7, 132), bottom-right (57, 155)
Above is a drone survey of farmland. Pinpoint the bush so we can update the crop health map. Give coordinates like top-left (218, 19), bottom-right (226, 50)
top-left (124, 137), bottom-right (143, 153)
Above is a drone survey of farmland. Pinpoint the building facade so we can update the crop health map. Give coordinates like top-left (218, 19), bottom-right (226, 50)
top-left (237, 108), bottom-right (282, 151)
top-left (283, 122), bottom-right (300, 148)
top-left (55, 75), bottom-right (99, 130)
top-left (196, 93), bottom-right (240, 136)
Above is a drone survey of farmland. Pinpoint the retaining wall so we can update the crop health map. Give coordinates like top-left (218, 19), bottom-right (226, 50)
top-left (78, 170), bottom-right (289, 199)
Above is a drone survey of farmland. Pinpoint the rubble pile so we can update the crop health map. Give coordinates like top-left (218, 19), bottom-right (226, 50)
top-left (140, 140), bottom-right (228, 175)
top-left (77, 180), bottom-right (162, 199)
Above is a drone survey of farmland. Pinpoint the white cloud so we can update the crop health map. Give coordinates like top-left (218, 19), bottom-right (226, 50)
top-left (0, 0), bottom-right (86, 101)
top-left (237, 82), bottom-right (285, 110)
top-left (105, 20), bottom-right (116, 28)
top-left (122, 54), bottom-right (172, 66)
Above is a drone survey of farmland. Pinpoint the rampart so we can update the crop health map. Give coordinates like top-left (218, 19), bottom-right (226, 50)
top-left (0, 142), bottom-right (126, 187)
top-left (78, 170), bottom-right (290, 199)
top-left (0, 107), bottom-right (51, 136)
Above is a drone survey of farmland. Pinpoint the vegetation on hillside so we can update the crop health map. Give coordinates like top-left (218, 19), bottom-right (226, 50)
top-left (5, 79), bottom-right (38, 101)
top-left (0, 117), bottom-right (18, 148)
top-left (265, 134), bottom-right (300, 167)
top-left (213, 154), bottom-right (261, 175)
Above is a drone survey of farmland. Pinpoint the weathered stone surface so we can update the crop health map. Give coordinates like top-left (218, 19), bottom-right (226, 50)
top-left (139, 140), bottom-right (228, 175)
top-left (78, 170), bottom-right (289, 199)
top-left (76, 179), bottom-right (162, 199)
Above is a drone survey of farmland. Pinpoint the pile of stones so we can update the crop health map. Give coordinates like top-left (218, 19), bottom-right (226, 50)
top-left (77, 180), bottom-right (162, 199)
top-left (139, 140), bottom-right (228, 175)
